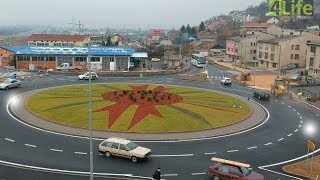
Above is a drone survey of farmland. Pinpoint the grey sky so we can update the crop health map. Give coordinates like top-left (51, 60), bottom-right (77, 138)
top-left (2, 0), bottom-right (264, 28)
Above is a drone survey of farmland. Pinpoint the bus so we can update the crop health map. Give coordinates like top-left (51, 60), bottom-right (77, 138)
top-left (191, 54), bottom-right (206, 68)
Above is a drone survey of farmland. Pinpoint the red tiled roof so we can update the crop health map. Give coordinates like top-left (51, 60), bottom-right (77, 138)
top-left (28, 34), bottom-right (89, 42)
top-left (241, 22), bottom-right (273, 28)
top-left (198, 31), bottom-right (216, 39)
top-left (195, 41), bottom-right (216, 50)
top-left (149, 29), bottom-right (165, 35)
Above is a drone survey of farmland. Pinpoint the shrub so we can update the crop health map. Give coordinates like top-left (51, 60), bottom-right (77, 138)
top-left (161, 96), bottom-right (165, 100)
top-left (147, 97), bottom-right (152, 101)
top-left (155, 98), bottom-right (159, 102)
top-left (114, 91), bottom-right (117, 95)
top-left (148, 90), bottom-right (152, 94)
top-left (115, 95), bottom-right (119, 100)
top-left (137, 91), bottom-right (141, 93)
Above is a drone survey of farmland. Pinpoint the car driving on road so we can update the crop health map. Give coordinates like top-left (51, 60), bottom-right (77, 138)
top-left (253, 90), bottom-right (270, 100)
top-left (208, 157), bottom-right (265, 180)
top-left (221, 77), bottom-right (232, 85)
top-left (0, 79), bottom-right (21, 90)
top-left (150, 58), bottom-right (160, 62)
top-left (98, 137), bottom-right (152, 163)
top-left (78, 72), bottom-right (98, 80)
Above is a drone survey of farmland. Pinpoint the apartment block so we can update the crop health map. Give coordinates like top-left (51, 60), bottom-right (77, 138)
top-left (306, 40), bottom-right (320, 78)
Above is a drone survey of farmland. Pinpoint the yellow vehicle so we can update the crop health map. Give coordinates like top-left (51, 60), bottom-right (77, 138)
top-left (150, 58), bottom-right (160, 62)
top-left (240, 72), bottom-right (251, 81)
top-left (271, 77), bottom-right (291, 98)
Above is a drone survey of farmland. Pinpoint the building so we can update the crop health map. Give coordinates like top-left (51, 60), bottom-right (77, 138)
top-left (0, 48), bottom-right (15, 67)
top-left (146, 29), bottom-right (166, 45)
top-left (258, 16), bottom-right (280, 25)
top-left (209, 44), bottom-right (226, 56)
top-left (281, 29), bottom-right (302, 36)
top-left (206, 20), bottom-right (224, 31)
top-left (111, 34), bottom-right (127, 46)
top-left (306, 40), bottom-right (320, 77)
top-left (240, 22), bottom-right (282, 36)
top-left (0, 46), bottom-right (136, 71)
top-left (226, 32), bottom-right (275, 64)
top-left (194, 41), bottom-right (216, 56)
top-left (257, 33), bottom-right (320, 70)
top-left (27, 34), bottom-right (90, 46)
top-left (198, 31), bottom-right (216, 42)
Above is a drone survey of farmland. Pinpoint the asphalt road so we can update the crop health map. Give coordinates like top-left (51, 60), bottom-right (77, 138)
top-left (0, 64), bottom-right (319, 179)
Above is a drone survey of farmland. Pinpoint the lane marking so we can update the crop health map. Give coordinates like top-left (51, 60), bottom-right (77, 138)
top-left (50, 149), bottom-right (63, 152)
top-left (299, 116), bottom-right (302, 119)
top-left (274, 99), bottom-right (278, 102)
top-left (163, 174), bottom-right (178, 177)
top-left (247, 146), bottom-right (258, 150)
top-left (277, 138), bottom-right (284, 142)
top-left (4, 138), bottom-right (15, 142)
top-left (204, 152), bottom-right (217, 155)
top-left (281, 101), bottom-right (285, 104)
top-left (297, 112), bottom-right (300, 115)
top-left (288, 105), bottom-right (291, 108)
top-left (24, 144), bottom-right (36, 148)
top-left (299, 125), bottom-right (302, 128)
top-left (287, 134), bottom-right (292, 137)
top-left (151, 154), bottom-right (193, 157)
top-left (293, 109), bottom-right (296, 112)
top-left (227, 150), bottom-right (239, 153)
top-left (264, 142), bottom-right (273, 146)
top-left (99, 154), bottom-right (105, 156)
top-left (294, 129), bottom-right (299, 132)
top-left (191, 172), bottom-right (206, 175)
top-left (74, 152), bottom-right (87, 155)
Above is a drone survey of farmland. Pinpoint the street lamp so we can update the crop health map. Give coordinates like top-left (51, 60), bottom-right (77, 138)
top-left (88, 39), bottom-right (94, 180)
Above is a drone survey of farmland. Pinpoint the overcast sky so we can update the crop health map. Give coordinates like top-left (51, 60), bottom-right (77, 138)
top-left (1, 0), bottom-right (264, 28)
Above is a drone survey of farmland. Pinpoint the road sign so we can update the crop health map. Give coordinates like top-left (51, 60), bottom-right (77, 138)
top-left (307, 140), bottom-right (315, 151)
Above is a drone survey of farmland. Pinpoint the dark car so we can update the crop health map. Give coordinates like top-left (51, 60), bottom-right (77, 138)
top-left (284, 63), bottom-right (297, 70)
top-left (253, 90), bottom-right (270, 100)
top-left (208, 157), bottom-right (265, 180)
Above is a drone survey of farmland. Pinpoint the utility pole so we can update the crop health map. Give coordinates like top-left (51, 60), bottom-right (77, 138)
top-left (88, 39), bottom-right (94, 180)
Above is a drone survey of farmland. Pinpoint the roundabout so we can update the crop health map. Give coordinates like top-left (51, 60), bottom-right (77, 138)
top-left (9, 83), bottom-right (267, 140)
top-left (0, 64), bottom-right (319, 180)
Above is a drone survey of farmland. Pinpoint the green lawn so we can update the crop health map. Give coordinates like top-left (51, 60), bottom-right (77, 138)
top-left (27, 84), bottom-right (251, 133)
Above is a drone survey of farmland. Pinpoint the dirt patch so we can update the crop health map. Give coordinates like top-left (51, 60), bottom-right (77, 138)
top-left (215, 62), bottom-right (252, 73)
top-left (283, 155), bottom-right (320, 179)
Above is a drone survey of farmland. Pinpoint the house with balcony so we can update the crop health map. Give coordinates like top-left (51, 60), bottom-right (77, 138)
top-left (257, 33), bottom-right (320, 70)
top-left (306, 40), bottom-right (320, 78)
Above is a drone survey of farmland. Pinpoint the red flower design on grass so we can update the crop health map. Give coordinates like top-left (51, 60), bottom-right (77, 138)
top-left (94, 85), bottom-right (183, 130)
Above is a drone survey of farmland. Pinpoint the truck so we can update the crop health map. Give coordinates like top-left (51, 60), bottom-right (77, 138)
top-left (56, 63), bottom-right (85, 71)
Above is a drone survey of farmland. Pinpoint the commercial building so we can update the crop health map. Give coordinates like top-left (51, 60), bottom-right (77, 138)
top-left (306, 40), bottom-right (320, 78)
top-left (27, 34), bottom-right (90, 46)
top-left (0, 46), bottom-right (136, 71)
top-left (257, 33), bottom-right (320, 70)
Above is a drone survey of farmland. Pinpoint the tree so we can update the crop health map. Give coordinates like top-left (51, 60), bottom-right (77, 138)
top-left (106, 36), bottom-right (112, 46)
top-left (186, 24), bottom-right (191, 34)
top-left (190, 26), bottom-right (197, 39)
top-left (180, 25), bottom-right (186, 33)
top-left (199, 21), bottom-right (205, 31)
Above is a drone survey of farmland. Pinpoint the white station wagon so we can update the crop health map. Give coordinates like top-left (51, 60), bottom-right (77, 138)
top-left (98, 137), bottom-right (152, 163)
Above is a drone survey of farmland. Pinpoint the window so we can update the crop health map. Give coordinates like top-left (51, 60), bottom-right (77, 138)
top-left (90, 57), bottom-right (100, 62)
top-left (272, 63), bottom-right (276, 68)
top-left (48, 57), bottom-right (56, 61)
top-left (259, 52), bottom-right (262, 58)
top-left (111, 143), bottom-right (119, 149)
top-left (75, 57), bottom-right (87, 62)
top-left (295, 54), bottom-right (299, 59)
top-left (270, 53), bottom-right (274, 61)
top-left (290, 32), bottom-right (294, 35)
top-left (231, 48), bottom-right (234, 52)
top-left (119, 144), bottom-right (129, 151)
top-left (253, 50), bottom-right (256, 54)
top-left (227, 48), bottom-right (230, 51)
top-left (295, 45), bottom-right (300, 50)
top-left (54, 43), bottom-right (62, 46)
top-left (103, 142), bottom-right (112, 148)
top-left (311, 46), bottom-right (316, 53)
top-left (309, 57), bottom-right (314, 66)
top-left (265, 44), bottom-right (269, 50)
top-left (17, 56), bottom-right (29, 61)
top-left (229, 167), bottom-right (242, 176)
top-left (253, 57), bottom-right (256, 60)
top-left (250, 50), bottom-right (252, 54)
top-left (260, 60), bottom-right (264, 64)
top-left (218, 165), bottom-right (230, 173)
top-left (264, 52), bottom-right (268, 59)
top-left (235, 49), bottom-right (238, 53)
top-left (271, 45), bottom-right (275, 52)
top-left (291, 54), bottom-right (294, 59)
top-left (291, 45), bottom-right (294, 50)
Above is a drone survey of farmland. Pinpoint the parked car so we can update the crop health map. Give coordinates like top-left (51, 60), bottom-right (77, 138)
top-left (150, 58), bottom-right (160, 62)
top-left (208, 157), bottom-right (265, 180)
top-left (0, 79), bottom-right (21, 90)
top-left (98, 137), bottom-right (152, 163)
top-left (290, 74), bottom-right (302, 81)
top-left (221, 77), bottom-right (232, 85)
top-left (284, 63), bottom-right (297, 70)
top-left (306, 76), bottom-right (314, 83)
top-left (253, 90), bottom-right (270, 100)
top-left (78, 72), bottom-right (98, 80)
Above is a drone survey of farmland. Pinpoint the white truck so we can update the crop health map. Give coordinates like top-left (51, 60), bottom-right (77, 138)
top-left (56, 63), bottom-right (74, 70)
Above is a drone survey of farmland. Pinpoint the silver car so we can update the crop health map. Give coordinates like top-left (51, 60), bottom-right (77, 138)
top-left (0, 79), bottom-right (21, 90)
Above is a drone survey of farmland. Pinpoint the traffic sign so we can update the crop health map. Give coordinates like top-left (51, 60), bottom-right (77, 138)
top-left (307, 140), bottom-right (315, 151)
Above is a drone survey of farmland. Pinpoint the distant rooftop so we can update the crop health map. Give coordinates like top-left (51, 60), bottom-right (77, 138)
top-left (307, 40), bottom-right (320, 46)
top-left (258, 36), bottom-right (300, 44)
top-left (241, 22), bottom-right (273, 28)
top-left (28, 34), bottom-right (89, 42)
top-left (1, 46), bottom-right (135, 56)
top-left (228, 35), bottom-right (256, 42)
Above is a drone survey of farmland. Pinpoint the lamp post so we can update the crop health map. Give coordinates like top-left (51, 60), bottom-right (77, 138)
top-left (88, 39), bottom-right (94, 180)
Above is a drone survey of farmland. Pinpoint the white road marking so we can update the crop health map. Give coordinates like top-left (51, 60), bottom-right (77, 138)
top-left (163, 174), bottom-right (178, 177)
top-left (99, 154), bottom-right (105, 156)
top-left (264, 142), bottom-right (273, 146)
top-left (288, 105), bottom-right (291, 108)
top-left (300, 120), bottom-right (303, 123)
top-left (293, 109), bottom-right (296, 111)
top-left (294, 129), bottom-right (299, 132)
top-left (247, 146), bottom-right (258, 150)
top-left (24, 144), bottom-right (36, 148)
top-left (299, 116), bottom-right (302, 119)
top-left (50, 149), bottom-right (63, 152)
top-left (297, 112), bottom-right (300, 115)
top-left (191, 172), bottom-right (206, 175)
top-left (4, 138), bottom-right (15, 142)
top-left (151, 154), bottom-right (193, 157)
top-left (281, 101), bottom-right (285, 104)
top-left (74, 152), bottom-right (87, 155)
top-left (274, 99), bottom-right (278, 102)
top-left (287, 134), bottom-right (292, 137)
top-left (299, 125), bottom-right (302, 128)
top-left (204, 152), bottom-right (217, 155)
top-left (277, 138), bottom-right (284, 142)
top-left (227, 150), bottom-right (239, 153)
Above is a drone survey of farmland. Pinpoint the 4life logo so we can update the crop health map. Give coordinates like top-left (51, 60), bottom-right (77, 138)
top-left (268, 0), bottom-right (314, 16)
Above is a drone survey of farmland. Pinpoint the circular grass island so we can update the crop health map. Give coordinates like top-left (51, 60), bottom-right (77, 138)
top-left (26, 84), bottom-right (252, 133)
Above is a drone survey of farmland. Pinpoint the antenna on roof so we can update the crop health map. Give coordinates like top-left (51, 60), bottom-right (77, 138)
top-left (68, 19), bottom-right (85, 34)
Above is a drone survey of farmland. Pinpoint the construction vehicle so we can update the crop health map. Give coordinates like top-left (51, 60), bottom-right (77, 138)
top-left (240, 72), bottom-right (251, 81)
top-left (270, 77), bottom-right (292, 99)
